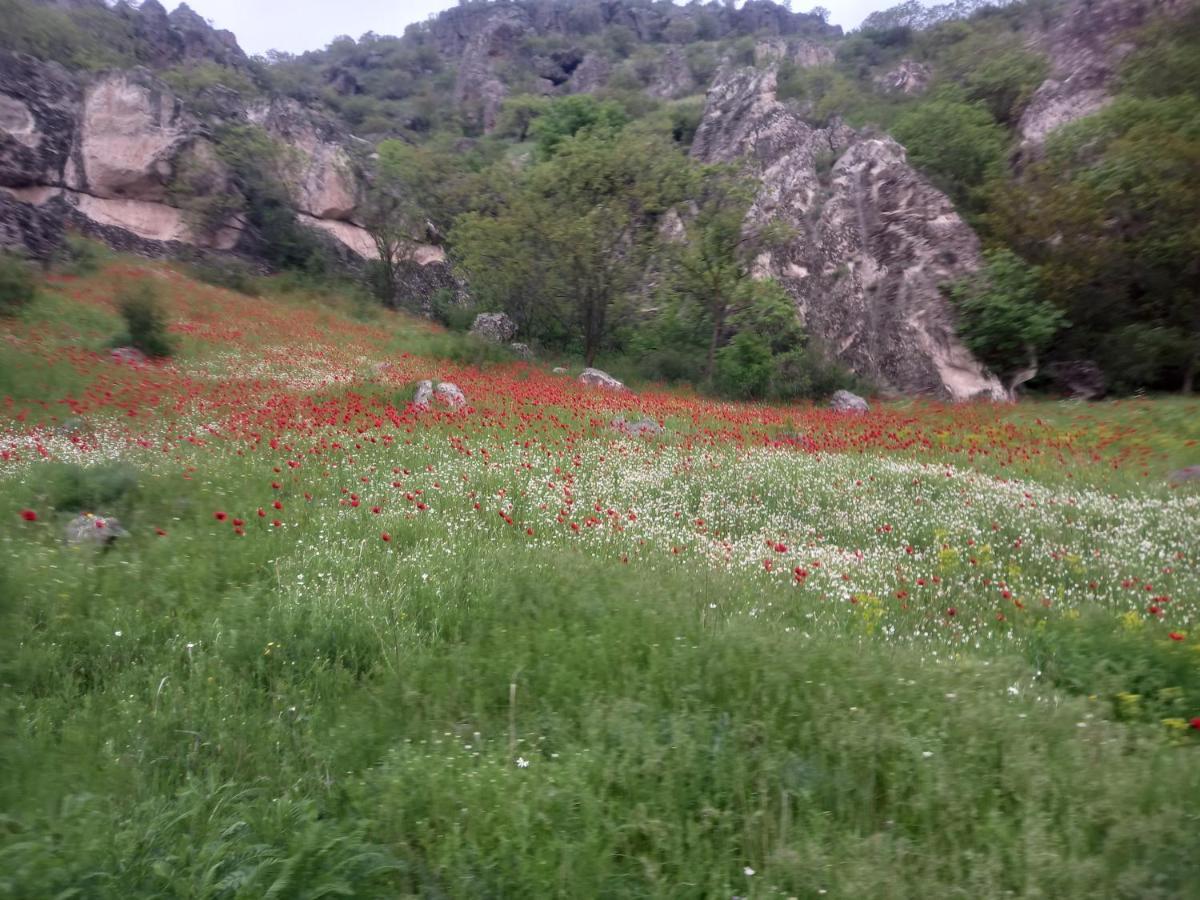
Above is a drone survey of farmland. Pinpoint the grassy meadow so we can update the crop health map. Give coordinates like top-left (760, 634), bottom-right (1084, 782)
top-left (1, 261), bottom-right (1198, 898)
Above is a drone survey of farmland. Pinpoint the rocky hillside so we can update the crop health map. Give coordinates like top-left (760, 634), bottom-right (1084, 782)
top-left (1, 0), bottom-right (1197, 398)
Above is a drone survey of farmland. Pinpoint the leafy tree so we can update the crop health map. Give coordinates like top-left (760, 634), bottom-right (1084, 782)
top-left (361, 141), bottom-right (434, 305)
top-left (531, 95), bottom-right (630, 159)
top-left (891, 87), bottom-right (1007, 212)
top-left (948, 249), bottom-right (1066, 399)
top-left (453, 129), bottom-right (688, 364)
top-left (985, 95), bottom-right (1200, 392)
top-left (495, 94), bottom-right (550, 142)
top-left (663, 168), bottom-right (791, 383)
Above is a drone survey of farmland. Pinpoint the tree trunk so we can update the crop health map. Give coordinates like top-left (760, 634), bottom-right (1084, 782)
top-left (1183, 347), bottom-right (1197, 395)
top-left (1006, 344), bottom-right (1039, 402)
top-left (704, 305), bottom-right (727, 384)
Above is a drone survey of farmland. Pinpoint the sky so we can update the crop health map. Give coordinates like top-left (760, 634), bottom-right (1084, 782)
top-left (179, 1), bottom-right (886, 57)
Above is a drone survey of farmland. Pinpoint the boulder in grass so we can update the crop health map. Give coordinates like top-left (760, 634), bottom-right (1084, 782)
top-left (579, 367), bottom-right (627, 392)
top-left (65, 513), bottom-right (128, 547)
top-left (434, 382), bottom-right (467, 409)
top-left (611, 415), bottom-right (662, 438)
top-left (111, 347), bottom-right (147, 366)
top-left (413, 380), bottom-right (434, 408)
top-left (552, 367), bottom-right (569, 375)
top-left (1169, 465), bottom-right (1200, 484)
top-left (509, 342), bottom-right (533, 359)
top-left (829, 390), bottom-right (869, 413)
top-left (470, 312), bottom-right (517, 343)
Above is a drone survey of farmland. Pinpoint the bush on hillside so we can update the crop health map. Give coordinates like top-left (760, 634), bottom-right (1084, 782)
top-left (115, 282), bottom-right (174, 358)
top-left (0, 252), bottom-right (36, 317)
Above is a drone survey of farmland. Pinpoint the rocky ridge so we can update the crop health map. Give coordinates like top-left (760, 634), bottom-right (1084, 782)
top-left (692, 65), bottom-right (1004, 401)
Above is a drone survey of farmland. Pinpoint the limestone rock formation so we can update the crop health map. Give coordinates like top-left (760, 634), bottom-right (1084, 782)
top-left (1018, 0), bottom-right (1191, 154)
top-left (454, 6), bottom-right (529, 133)
top-left (754, 38), bottom-right (836, 68)
top-left (874, 60), bottom-right (932, 95)
top-left (692, 66), bottom-right (1004, 401)
top-left (470, 312), bottom-right (518, 343)
top-left (829, 390), bottom-right (869, 413)
top-left (65, 512), bottom-right (129, 547)
top-left (0, 47), bottom-right (453, 293)
top-left (647, 48), bottom-right (696, 99)
top-left (579, 368), bottom-right (627, 392)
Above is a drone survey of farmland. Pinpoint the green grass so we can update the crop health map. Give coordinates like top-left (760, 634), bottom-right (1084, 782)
top-left (1, 264), bottom-right (1199, 898)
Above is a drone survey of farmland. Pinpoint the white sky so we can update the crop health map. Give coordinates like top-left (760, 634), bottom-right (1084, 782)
top-left (177, 1), bottom-right (886, 57)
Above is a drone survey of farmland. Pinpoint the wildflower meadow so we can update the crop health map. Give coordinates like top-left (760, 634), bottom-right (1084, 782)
top-left (1, 262), bottom-right (1198, 898)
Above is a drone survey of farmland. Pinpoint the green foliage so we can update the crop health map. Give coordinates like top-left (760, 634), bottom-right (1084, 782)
top-left (987, 92), bottom-right (1200, 392)
top-left (0, 0), bottom-right (137, 69)
top-left (53, 235), bottom-right (108, 278)
top-left (161, 63), bottom-right (262, 114)
top-left (115, 282), bottom-right (174, 359)
top-left (495, 93), bottom-right (551, 142)
top-left (429, 289), bottom-right (476, 332)
top-left (453, 127), bottom-right (689, 365)
top-left (41, 462), bottom-right (140, 516)
top-left (892, 87), bottom-right (1008, 211)
top-left (0, 252), bottom-right (36, 318)
top-left (531, 95), bottom-right (630, 159)
top-left (211, 125), bottom-right (331, 274)
top-left (948, 249), bottom-right (1066, 388)
top-left (185, 259), bottom-right (261, 297)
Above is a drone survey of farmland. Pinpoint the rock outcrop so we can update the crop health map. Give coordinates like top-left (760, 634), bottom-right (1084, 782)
top-left (874, 60), bottom-right (932, 95)
top-left (579, 368), bottom-right (628, 392)
top-left (1018, 0), bottom-right (1191, 154)
top-left (692, 66), bottom-right (1004, 401)
top-left (0, 47), bottom-right (449, 295)
top-left (470, 312), bottom-right (518, 343)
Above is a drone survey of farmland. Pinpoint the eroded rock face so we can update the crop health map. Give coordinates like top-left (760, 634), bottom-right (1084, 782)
top-left (0, 51), bottom-right (79, 188)
top-left (754, 38), bottom-right (836, 68)
top-left (0, 51), bottom-right (386, 270)
top-left (249, 98), bottom-right (361, 221)
top-left (692, 66), bottom-right (1004, 401)
top-left (874, 60), bottom-right (932, 95)
top-left (647, 48), bottom-right (696, 99)
top-left (454, 6), bottom-right (529, 133)
top-left (65, 70), bottom-right (191, 201)
top-left (1018, 0), bottom-right (1190, 154)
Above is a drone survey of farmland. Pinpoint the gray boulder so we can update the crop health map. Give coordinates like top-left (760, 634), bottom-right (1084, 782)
top-left (830, 390), bottom-right (869, 413)
top-left (413, 379), bottom-right (434, 407)
top-left (611, 415), bottom-right (662, 437)
top-left (1169, 466), bottom-right (1200, 484)
top-left (579, 367), bottom-right (627, 392)
top-left (111, 347), bottom-right (148, 366)
top-left (509, 342), bottom-right (533, 359)
top-left (65, 513), bottom-right (128, 547)
top-left (470, 312), bottom-right (518, 343)
top-left (874, 59), bottom-right (932, 95)
top-left (435, 382), bottom-right (467, 409)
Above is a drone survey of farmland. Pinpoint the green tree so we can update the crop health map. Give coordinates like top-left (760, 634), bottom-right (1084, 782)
top-left (362, 141), bottom-right (433, 305)
top-left (453, 129), bottom-right (688, 365)
top-left (892, 87), bottom-right (1007, 212)
top-left (948, 249), bottom-right (1066, 399)
top-left (986, 95), bottom-right (1200, 392)
top-left (531, 95), bottom-right (630, 159)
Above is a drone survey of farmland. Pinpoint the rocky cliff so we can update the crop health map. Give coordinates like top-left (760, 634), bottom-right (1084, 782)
top-left (1018, 0), bottom-right (1191, 153)
top-left (0, 46), bottom-right (454, 293)
top-left (692, 66), bottom-right (1004, 400)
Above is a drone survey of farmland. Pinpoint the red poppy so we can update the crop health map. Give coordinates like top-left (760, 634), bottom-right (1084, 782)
top-left (1191, 718), bottom-right (1200, 731)
top-left (19, 509), bottom-right (37, 522)
top-left (1168, 632), bottom-right (1185, 641)
top-left (946, 607), bottom-right (957, 617)
top-left (381, 532), bottom-right (391, 542)
top-left (214, 511), bottom-right (227, 521)
top-left (155, 528), bottom-right (167, 536)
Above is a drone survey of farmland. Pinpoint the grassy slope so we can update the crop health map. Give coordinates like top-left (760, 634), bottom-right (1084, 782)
top-left (1, 262), bottom-right (1199, 899)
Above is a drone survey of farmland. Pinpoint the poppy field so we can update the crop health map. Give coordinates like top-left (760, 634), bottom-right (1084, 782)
top-left (2, 262), bottom-right (1199, 898)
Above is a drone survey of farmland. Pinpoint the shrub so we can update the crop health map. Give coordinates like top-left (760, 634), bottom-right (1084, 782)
top-left (186, 259), bottom-right (260, 296)
top-left (0, 252), bottom-right (36, 317)
top-left (116, 282), bottom-right (173, 358)
top-left (54, 235), bottom-right (108, 277)
top-left (42, 462), bottom-right (140, 514)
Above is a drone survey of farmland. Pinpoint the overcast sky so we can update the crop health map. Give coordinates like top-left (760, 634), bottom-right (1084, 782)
top-left (178, 1), bottom-right (885, 57)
